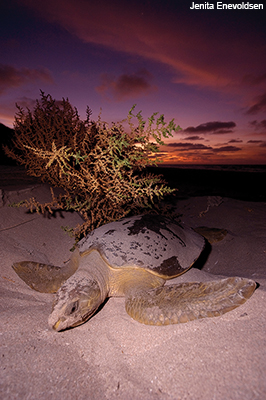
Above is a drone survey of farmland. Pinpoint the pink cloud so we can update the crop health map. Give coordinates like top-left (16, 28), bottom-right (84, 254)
top-left (20, 0), bottom-right (265, 92)
top-left (245, 92), bottom-right (266, 115)
top-left (183, 121), bottom-right (236, 135)
top-left (228, 139), bottom-right (243, 143)
top-left (242, 73), bottom-right (266, 86)
top-left (167, 142), bottom-right (212, 151)
top-left (249, 119), bottom-right (266, 131)
top-left (0, 64), bottom-right (53, 95)
top-left (182, 135), bottom-right (204, 141)
top-left (96, 69), bottom-right (156, 101)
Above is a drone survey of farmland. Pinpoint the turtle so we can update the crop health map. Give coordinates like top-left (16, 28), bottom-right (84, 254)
top-left (193, 226), bottom-right (228, 244)
top-left (12, 214), bottom-right (256, 331)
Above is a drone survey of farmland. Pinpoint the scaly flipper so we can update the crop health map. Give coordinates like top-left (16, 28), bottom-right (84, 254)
top-left (125, 277), bottom-right (256, 325)
top-left (12, 262), bottom-right (67, 293)
top-left (12, 250), bottom-right (80, 293)
top-left (193, 227), bottom-right (228, 244)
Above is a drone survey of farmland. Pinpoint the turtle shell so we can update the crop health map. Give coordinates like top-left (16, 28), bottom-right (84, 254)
top-left (78, 214), bottom-right (205, 278)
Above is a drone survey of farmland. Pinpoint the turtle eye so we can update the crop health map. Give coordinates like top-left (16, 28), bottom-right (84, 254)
top-left (67, 300), bottom-right (79, 315)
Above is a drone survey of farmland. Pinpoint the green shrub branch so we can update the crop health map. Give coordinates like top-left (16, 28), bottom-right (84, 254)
top-left (4, 92), bottom-right (181, 240)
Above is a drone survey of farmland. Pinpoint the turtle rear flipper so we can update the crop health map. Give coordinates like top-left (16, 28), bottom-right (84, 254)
top-left (193, 227), bottom-right (228, 244)
top-left (125, 277), bottom-right (256, 325)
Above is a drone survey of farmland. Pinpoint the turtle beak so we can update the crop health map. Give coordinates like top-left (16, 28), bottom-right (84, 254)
top-left (53, 320), bottom-right (62, 331)
top-left (50, 315), bottom-right (85, 331)
top-left (51, 315), bottom-right (72, 332)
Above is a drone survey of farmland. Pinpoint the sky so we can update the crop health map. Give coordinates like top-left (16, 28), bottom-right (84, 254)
top-left (1, 0), bottom-right (266, 164)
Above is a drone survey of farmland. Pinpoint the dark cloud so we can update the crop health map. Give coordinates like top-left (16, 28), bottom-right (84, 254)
top-left (0, 64), bottom-right (53, 95)
top-left (96, 69), bottom-right (156, 101)
top-left (247, 140), bottom-right (266, 147)
top-left (213, 146), bottom-right (241, 153)
top-left (245, 92), bottom-right (266, 115)
top-left (249, 119), bottom-right (266, 130)
top-left (183, 121), bottom-right (236, 134)
top-left (167, 142), bottom-right (212, 151)
top-left (182, 135), bottom-right (204, 141)
top-left (228, 139), bottom-right (243, 143)
top-left (242, 72), bottom-right (266, 86)
top-left (168, 142), bottom-right (241, 153)
top-left (247, 140), bottom-right (265, 144)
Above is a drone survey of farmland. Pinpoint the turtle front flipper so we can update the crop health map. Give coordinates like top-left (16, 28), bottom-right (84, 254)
top-left (12, 260), bottom-right (78, 293)
top-left (125, 277), bottom-right (256, 325)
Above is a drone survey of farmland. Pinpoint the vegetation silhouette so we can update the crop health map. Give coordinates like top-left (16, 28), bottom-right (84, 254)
top-left (4, 92), bottom-right (181, 240)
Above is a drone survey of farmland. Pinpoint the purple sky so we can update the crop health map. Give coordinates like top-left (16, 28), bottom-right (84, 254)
top-left (1, 0), bottom-right (266, 164)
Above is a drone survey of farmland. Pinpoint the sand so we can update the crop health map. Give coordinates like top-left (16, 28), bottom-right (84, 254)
top-left (0, 183), bottom-right (265, 399)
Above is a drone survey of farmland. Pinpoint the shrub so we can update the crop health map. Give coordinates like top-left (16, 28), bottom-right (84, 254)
top-left (4, 92), bottom-right (180, 240)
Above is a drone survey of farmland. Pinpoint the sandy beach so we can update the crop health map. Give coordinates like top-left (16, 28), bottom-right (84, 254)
top-left (0, 178), bottom-right (265, 399)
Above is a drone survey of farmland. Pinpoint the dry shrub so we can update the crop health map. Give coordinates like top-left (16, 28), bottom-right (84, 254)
top-left (4, 92), bottom-right (180, 241)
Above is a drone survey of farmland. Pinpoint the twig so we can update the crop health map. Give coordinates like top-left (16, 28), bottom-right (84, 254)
top-left (0, 217), bottom-right (38, 232)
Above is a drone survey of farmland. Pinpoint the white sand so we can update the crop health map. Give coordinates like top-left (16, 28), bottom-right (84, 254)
top-left (0, 184), bottom-right (265, 399)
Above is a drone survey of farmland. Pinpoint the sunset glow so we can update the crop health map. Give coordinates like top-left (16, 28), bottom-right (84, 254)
top-left (1, 0), bottom-right (265, 164)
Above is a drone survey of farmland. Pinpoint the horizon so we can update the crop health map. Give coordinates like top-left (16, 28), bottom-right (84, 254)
top-left (1, 1), bottom-right (266, 164)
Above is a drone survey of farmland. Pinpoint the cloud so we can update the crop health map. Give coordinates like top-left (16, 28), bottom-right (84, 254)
top-left (247, 140), bottom-right (265, 144)
top-left (213, 146), bottom-right (242, 153)
top-left (249, 119), bottom-right (266, 130)
top-left (15, 96), bottom-right (40, 109)
top-left (183, 121), bottom-right (236, 134)
top-left (167, 141), bottom-right (242, 154)
top-left (182, 135), bottom-right (204, 141)
top-left (245, 92), bottom-right (266, 115)
top-left (0, 96), bottom-right (40, 126)
top-left (0, 64), bottom-right (53, 95)
top-left (167, 142), bottom-right (212, 151)
top-left (19, 0), bottom-right (266, 92)
top-left (228, 139), bottom-right (243, 143)
top-left (149, 151), bottom-right (168, 159)
top-left (247, 140), bottom-right (266, 147)
top-left (242, 72), bottom-right (266, 86)
top-left (96, 69), bottom-right (156, 101)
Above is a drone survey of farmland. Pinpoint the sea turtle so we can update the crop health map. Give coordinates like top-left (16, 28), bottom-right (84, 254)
top-left (12, 214), bottom-right (256, 331)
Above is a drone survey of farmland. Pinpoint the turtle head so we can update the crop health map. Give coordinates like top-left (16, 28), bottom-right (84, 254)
top-left (48, 275), bottom-right (104, 331)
